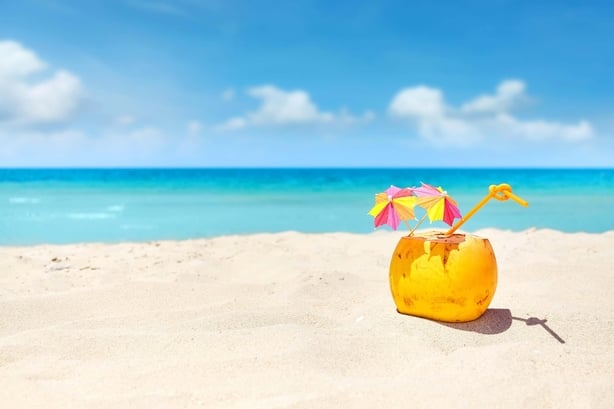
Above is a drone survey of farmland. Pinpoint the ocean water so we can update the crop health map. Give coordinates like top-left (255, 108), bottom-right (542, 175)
top-left (1, 168), bottom-right (613, 245)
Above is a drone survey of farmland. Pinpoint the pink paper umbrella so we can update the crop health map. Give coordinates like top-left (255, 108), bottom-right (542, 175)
top-left (413, 182), bottom-right (462, 226)
top-left (368, 185), bottom-right (417, 230)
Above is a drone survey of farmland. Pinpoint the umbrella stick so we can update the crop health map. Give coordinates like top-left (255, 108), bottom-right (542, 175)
top-left (403, 220), bottom-right (413, 232)
top-left (408, 213), bottom-right (429, 236)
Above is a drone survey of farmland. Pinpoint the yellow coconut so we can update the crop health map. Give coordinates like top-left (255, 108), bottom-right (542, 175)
top-left (389, 231), bottom-right (497, 322)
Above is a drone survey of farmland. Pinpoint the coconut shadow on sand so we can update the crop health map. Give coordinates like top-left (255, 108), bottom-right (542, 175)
top-left (440, 308), bottom-right (566, 343)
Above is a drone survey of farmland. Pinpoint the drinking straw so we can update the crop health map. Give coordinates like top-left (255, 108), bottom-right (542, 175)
top-left (445, 184), bottom-right (528, 235)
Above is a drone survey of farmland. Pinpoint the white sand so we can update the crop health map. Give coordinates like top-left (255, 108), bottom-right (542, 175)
top-left (1, 229), bottom-right (613, 408)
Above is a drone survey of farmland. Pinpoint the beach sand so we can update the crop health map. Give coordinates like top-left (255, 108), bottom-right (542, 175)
top-left (1, 229), bottom-right (613, 408)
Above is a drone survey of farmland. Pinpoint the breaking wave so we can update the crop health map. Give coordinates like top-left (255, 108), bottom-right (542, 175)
top-left (67, 212), bottom-right (117, 220)
top-left (9, 197), bottom-right (41, 204)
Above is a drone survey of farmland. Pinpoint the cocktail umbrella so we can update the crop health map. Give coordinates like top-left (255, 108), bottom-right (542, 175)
top-left (368, 185), bottom-right (417, 230)
top-left (410, 182), bottom-right (462, 234)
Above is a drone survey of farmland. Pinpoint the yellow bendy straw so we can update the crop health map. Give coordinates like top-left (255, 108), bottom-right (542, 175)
top-left (445, 183), bottom-right (528, 236)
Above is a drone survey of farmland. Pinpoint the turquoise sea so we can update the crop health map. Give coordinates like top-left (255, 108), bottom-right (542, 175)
top-left (1, 168), bottom-right (613, 245)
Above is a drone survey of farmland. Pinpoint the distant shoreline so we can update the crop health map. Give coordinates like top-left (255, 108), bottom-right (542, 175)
top-left (2, 227), bottom-right (614, 248)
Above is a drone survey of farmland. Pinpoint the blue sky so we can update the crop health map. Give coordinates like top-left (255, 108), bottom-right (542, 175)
top-left (0, 0), bottom-right (612, 167)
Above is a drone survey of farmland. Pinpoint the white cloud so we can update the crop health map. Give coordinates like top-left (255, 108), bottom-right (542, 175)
top-left (389, 80), bottom-right (594, 146)
top-left (114, 114), bottom-right (136, 126)
top-left (0, 41), bottom-right (208, 166)
top-left (461, 79), bottom-right (527, 114)
top-left (1, 128), bottom-right (85, 157)
top-left (338, 108), bottom-right (376, 125)
top-left (0, 40), bottom-right (45, 78)
top-left (247, 85), bottom-right (334, 125)
top-left (389, 85), bottom-right (479, 146)
top-left (187, 120), bottom-right (203, 136)
top-left (221, 88), bottom-right (235, 101)
top-left (389, 86), bottom-right (446, 119)
top-left (494, 113), bottom-right (593, 142)
top-left (124, 126), bottom-right (165, 146)
top-left (217, 116), bottom-right (246, 131)
top-left (0, 40), bottom-right (83, 126)
top-left (0, 125), bottom-right (171, 166)
top-left (217, 84), bottom-right (373, 130)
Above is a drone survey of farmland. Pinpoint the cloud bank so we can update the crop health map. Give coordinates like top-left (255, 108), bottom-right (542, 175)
top-left (0, 40), bottom-right (82, 126)
top-left (217, 85), bottom-right (374, 130)
top-left (0, 39), bottom-right (601, 166)
top-left (0, 40), bottom-right (201, 166)
top-left (389, 79), bottom-right (593, 146)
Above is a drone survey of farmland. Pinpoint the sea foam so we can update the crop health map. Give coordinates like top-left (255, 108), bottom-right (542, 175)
top-left (9, 197), bottom-right (40, 204)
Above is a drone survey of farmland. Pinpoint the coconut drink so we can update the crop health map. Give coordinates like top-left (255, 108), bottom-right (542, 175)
top-left (369, 183), bottom-right (528, 323)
